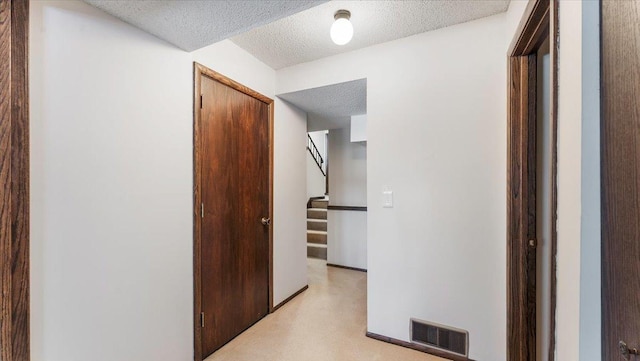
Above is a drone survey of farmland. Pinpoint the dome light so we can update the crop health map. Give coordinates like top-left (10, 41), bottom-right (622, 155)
top-left (330, 10), bottom-right (353, 46)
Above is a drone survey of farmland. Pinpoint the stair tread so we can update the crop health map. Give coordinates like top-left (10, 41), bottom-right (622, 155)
top-left (307, 230), bottom-right (327, 235)
top-left (307, 219), bottom-right (327, 222)
top-left (308, 208), bottom-right (327, 211)
top-left (307, 243), bottom-right (327, 248)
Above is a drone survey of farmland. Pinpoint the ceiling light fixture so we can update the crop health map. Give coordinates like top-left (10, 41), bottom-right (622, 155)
top-left (330, 10), bottom-right (353, 46)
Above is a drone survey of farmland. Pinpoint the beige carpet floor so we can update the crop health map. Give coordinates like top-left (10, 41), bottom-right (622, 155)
top-left (204, 258), bottom-right (445, 361)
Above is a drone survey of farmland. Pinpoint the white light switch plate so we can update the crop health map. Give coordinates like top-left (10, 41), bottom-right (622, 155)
top-left (383, 190), bottom-right (393, 208)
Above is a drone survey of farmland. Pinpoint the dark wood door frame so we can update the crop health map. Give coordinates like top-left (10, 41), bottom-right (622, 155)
top-left (507, 0), bottom-right (558, 360)
top-left (0, 0), bottom-right (30, 360)
top-left (193, 63), bottom-right (274, 361)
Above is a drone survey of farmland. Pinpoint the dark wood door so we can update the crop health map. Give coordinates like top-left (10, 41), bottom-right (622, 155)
top-left (199, 74), bottom-right (270, 358)
top-left (601, 1), bottom-right (640, 360)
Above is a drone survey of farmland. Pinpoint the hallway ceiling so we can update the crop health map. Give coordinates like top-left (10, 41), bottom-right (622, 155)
top-left (233, 0), bottom-right (512, 69)
top-left (83, 0), bottom-right (327, 51)
top-left (83, 1), bottom-right (511, 67)
top-left (278, 79), bottom-right (366, 132)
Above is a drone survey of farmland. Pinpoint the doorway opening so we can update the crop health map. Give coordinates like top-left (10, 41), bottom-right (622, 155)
top-left (278, 79), bottom-right (368, 272)
top-left (506, 0), bottom-right (558, 360)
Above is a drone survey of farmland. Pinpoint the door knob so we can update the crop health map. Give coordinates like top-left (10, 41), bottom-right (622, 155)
top-left (619, 340), bottom-right (639, 360)
top-left (261, 217), bottom-right (271, 226)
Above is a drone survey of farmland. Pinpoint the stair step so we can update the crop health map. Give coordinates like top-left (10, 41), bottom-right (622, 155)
top-left (306, 243), bottom-right (327, 248)
top-left (307, 230), bottom-right (327, 245)
top-left (307, 208), bottom-right (327, 220)
top-left (310, 199), bottom-right (328, 209)
top-left (307, 219), bottom-right (327, 231)
top-left (307, 243), bottom-right (327, 260)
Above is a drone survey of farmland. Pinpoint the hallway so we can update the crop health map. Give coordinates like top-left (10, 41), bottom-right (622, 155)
top-left (205, 259), bottom-right (443, 361)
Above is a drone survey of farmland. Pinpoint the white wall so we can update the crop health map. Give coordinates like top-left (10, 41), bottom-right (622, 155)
top-left (278, 13), bottom-right (507, 359)
top-left (308, 130), bottom-right (327, 163)
top-left (272, 99), bottom-right (309, 305)
top-left (327, 127), bottom-right (367, 269)
top-left (306, 153), bottom-right (325, 199)
top-left (31, 2), bottom-right (193, 360)
top-left (327, 211), bottom-right (367, 270)
top-left (306, 129), bottom-right (326, 199)
top-left (328, 128), bottom-right (366, 207)
top-left (30, 1), bottom-right (307, 360)
top-left (350, 114), bottom-right (367, 142)
top-left (555, 1), bottom-right (602, 360)
top-left (578, 2), bottom-right (601, 359)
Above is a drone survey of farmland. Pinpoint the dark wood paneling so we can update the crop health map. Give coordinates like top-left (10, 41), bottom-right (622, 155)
top-left (327, 205), bottom-right (367, 212)
top-left (201, 77), bottom-right (269, 357)
top-left (0, 1), bottom-right (12, 358)
top-left (326, 263), bottom-right (367, 273)
top-left (271, 285), bottom-right (308, 313)
top-left (601, 1), bottom-right (640, 360)
top-left (193, 63), bottom-right (274, 361)
top-left (10, 0), bottom-right (29, 359)
top-left (365, 332), bottom-right (475, 361)
top-left (1, 1), bottom-right (29, 360)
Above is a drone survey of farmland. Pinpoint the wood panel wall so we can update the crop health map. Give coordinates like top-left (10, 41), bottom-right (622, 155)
top-left (0, 0), bottom-right (30, 360)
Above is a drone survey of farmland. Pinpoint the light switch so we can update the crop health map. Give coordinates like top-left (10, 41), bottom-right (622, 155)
top-left (383, 190), bottom-right (393, 208)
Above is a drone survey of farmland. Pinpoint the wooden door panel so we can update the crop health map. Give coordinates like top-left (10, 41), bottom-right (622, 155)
top-left (235, 94), bottom-right (269, 329)
top-left (601, 1), bottom-right (640, 361)
top-left (199, 75), bottom-right (270, 358)
top-left (601, 1), bottom-right (640, 360)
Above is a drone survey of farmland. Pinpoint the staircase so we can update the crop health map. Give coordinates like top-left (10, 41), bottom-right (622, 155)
top-left (307, 198), bottom-right (328, 260)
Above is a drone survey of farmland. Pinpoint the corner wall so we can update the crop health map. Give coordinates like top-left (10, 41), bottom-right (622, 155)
top-left (30, 1), bottom-right (307, 360)
top-left (278, 13), bottom-right (508, 361)
top-left (555, 1), bottom-right (602, 360)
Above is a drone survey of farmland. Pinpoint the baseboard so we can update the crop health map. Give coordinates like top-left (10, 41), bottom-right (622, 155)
top-left (326, 263), bottom-right (367, 273)
top-left (271, 285), bottom-right (309, 313)
top-left (365, 332), bottom-right (475, 361)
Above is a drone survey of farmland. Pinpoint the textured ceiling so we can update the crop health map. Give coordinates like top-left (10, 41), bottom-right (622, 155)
top-left (233, 0), bottom-right (511, 69)
top-left (83, 0), bottom-right (327, 51)
top-left (277, 79), bottom-right (366, 132)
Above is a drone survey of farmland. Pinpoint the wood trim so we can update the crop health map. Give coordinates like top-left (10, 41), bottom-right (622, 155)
top-left (193, 63), bottom-right (275, 361)
top-left (0, 0), bottom-right (30, 360)
top-left (509, 0), bottom-right (551, 56)
top-left (507, 54), bottom-right (538, 361)
top-left (271, 285), bottom-right (308, 313)
top-left (268, 98), bottom-right (274, 313)
top-left (194, 63), bottom-right (273, 105)
top-left (366, 332), bottom-right (475, 361)
top-left (547, 2), bottom-right (559, 361)
top-left (192, 62), bottom-right (204, 361)
top-left (326, 263), bottom-right (367, 273)
top-left (327, 205), bottom-right (367, 212)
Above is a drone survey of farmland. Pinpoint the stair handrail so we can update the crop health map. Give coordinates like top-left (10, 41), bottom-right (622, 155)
top-left (307, 134), bottom-right (326, 176)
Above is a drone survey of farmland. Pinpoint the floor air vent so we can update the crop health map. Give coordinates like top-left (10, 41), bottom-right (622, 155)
top-left (410, 318), bottom-right (468, 357)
